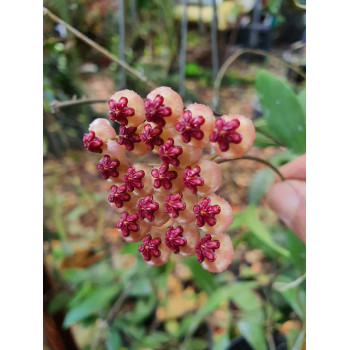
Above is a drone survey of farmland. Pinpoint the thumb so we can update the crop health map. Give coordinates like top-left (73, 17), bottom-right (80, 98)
top-left (267, 180), bottom-right (306, 244)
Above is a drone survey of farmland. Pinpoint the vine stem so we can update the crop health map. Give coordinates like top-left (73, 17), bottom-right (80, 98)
top-left (211, 48), bottom-right (306, 110)
top-left (216, 155), bottom-right (285, 181)
top-left (50, 98), bottom-right (108, 113)
top-left (89, 280), bottom-right (136, 350)
top-left (43, 7), bottom-right (156, 89)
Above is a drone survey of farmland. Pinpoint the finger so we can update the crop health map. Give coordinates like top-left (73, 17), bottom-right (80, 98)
top-left (279, 154), bottom-right (306, 180)
top-left (267, 180), bottom-right (306, 244)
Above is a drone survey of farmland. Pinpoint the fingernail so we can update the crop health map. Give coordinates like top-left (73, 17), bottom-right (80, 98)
top-left (267, 182), bottom-right (300, 228)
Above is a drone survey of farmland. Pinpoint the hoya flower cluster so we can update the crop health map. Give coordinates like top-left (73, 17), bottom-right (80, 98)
top-left (83, 87), bottom-right (255, 273)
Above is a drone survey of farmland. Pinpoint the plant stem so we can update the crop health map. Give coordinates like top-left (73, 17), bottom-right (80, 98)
top-left (216, 155), bottom-right (285, 181)
top-left (89, 281), bottom-right (135, 350)
top-left (43, 7), bottom-right (156, 89)
top-left (255, 127), bottom-right (284, 147)
top-left (179, 0), bottom-right (188, 97)
top-left (210, 0), bottom-right (219, 80)
top-left (117, 0), bottom-right (126, 88)
top-left (211, 48), bottom-right (306, 110)
top-left (50, 98), bottom-right (108, 113)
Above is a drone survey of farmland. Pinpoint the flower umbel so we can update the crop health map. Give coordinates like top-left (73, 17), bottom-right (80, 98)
top-left (81, 87), bottom-right (255, 272)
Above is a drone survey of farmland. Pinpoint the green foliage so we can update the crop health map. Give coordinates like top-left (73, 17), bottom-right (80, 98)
top-left (248, 169), bottom-right (274, 204)
top-left (63, 285), bottom-right (119, 327)
top-left (285, 229), bottom-right (306, 273)
top-left (298, 88), bottom-right (306, 114)
top-left (232, 205), bottom-right (291, 259)
top-left (184, 256), bottom-right (217, 293)
top-left (237, 316), bottom-right (267, 350)
top-left (106, 329), bottom-right (121, 350)
top-left (273, 275), bottom-right (306, 320)
top-left (256, 70), bottom-right (306, 154)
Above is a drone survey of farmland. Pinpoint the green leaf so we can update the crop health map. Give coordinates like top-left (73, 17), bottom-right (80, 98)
top-left (125, 294), bottom-right (157, 324)
top-left (256, 70), bottom-right (306, 154)
top-left (285, 326), bottom-right (302, 350)
top-left (230, 281), bottom-right (262, 312)
top-left (236, 205), bottom-right (290, 259)
top-left (270, 149), bottom-right (298, 166)
top-left (248, 169), bottom-right (274, 204)
top-left (48, 291), bottom-right (70, 314)
top-left (237, 313), bottom-right (268, 350)
top-left (285, 229), bottom-right (306, 272)
top-left (213, 334), bottom-right (230, 350)
top-left (43, 135), bottom-right (48, 156)
top-left (63, 268), bottom-right (90, 285)
top-left (139, 331), bottom-right (173, 347)
top-left (267, 0), bottom-right (282, 14)
top-left (184, 256), bottom-right (217, 293)
top-left (184, 338), bottom-right (208, 350)
top-left (185, 285), bottom-right (232, 336)
top-left (121, 242), bottom-right (139, 254)
top-left (298, 88), bottom-right (306, 115)
top-left (129, 278), bottom-right (152, 297)
top-left (63, 285), bottom-right (119, 327)
top-left (273, 275), bottom-right (306, 319)
top-left (229, 282), bottom-right (266, 350)
top-left (106, 329), bottom-right (121, 350)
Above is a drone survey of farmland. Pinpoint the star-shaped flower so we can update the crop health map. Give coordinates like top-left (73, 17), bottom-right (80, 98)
top-left (209, 117), bottom-right (242, 152)
top-left (195, 234), bottom-right (220, 263)
top-left (108, 97), bottom-right (135, 125)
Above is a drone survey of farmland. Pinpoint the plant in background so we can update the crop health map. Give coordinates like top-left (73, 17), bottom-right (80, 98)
top-left (82, 86), bottom-right (256, 273)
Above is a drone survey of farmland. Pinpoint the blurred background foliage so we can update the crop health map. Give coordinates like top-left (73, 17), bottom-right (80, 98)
top-left (43, 0), bottom-right (306, 349)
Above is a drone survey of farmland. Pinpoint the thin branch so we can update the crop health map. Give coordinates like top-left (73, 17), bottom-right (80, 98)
top-left (210, 0), bottom-right (219, 80)
top-left (293, 0), bottom-right (306, 10)
top-left (179, 0), bottom-right (188, 97)
top-left (216, 155), bottom-right (285, 181)
top-left (90, 281), bottom-right (135, 350)
top-left (43, 7), bottom-right (156, 89)
top-left (117, 0), bottom-right (126, 88)
top-left (211, 48), bottom-right (306, 110)
top-left (197, 0), bottom-right (204, 34)
top-left (50, 98), bottom-right (108, 113)
top-left (254, 127), bottom-right (284, 147)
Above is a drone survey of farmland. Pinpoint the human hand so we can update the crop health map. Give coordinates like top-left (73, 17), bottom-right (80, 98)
top-left (267, 154), bottom-right (306, 244)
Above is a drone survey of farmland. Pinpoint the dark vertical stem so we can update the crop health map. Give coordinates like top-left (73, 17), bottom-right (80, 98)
top-left (210, 0), bottom-right (219, 80)
top-left (179, 0), bottom-right (188, 98)
top-left (43, 264), bottom-right (79, 350)
top-left (129, 0), bottom-right (139, 24)
top-left (198, 0), bottom-right (204, 34)
top-left (118, 0), bottom-right (126, 88)
top-left (249, 0), bottom-right (262, 48)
